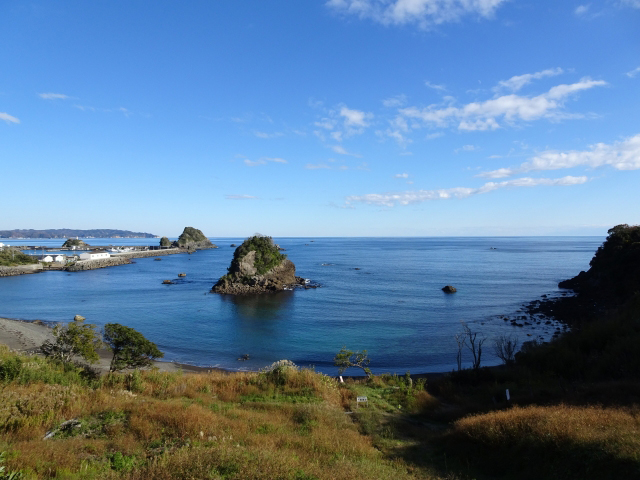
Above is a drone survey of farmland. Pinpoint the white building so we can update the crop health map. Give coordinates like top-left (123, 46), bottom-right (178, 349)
top-left (40, 254), bottom-right (66, 263)
top-left (79, 251), bottom-right (111, 261)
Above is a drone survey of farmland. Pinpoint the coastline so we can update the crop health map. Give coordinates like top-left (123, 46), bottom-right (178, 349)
top-left (0, 316), bottom-right (449, 379)
top-left (0, 317), bottom-right (222, 375)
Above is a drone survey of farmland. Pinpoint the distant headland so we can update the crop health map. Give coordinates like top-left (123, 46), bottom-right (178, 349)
top-left (0, 229), bottom-right (157, 239)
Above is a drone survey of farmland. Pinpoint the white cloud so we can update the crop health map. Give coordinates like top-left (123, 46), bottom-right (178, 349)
top-left (493, 68), bottom-right (564, 93)
top-left (575, 4), bottom-right (590, 15)
top-left (38, 92), bottom-right (69, 100)
top-left (626, 66), bottom-right (640, 78)
top-left (254, 131), bottom-right (284, 139)
top-left (394, 173), bottom-right (409, 178)
top-left (425, 81), bottom-right (447, 92)
top-left (305, 163), bottom-right (332, 170)
top-left (621, 0), bottom-right (640, 8)
top-left (332, 145), bottom-right (362, 157)
top-left (326, 0), bottom-right (507, 28)
top-left (340, 106), bottom-right (373, 127)
top-left (244, 157), bottom-right (288, 167)
top-left (479, 134), bottom-right (640, 178)
top-left (225, 194), bottom-right (259, 200)
top-left (0, 112), bottom-right (20, 124)
top-left (346, 176), bottom-right (587, 206)
top-left (455, 144), bottom-right (478, 153)
top-left (383, 95), bottom-right (407, 107)
top-left (400, 77), bottom-right (606, 131)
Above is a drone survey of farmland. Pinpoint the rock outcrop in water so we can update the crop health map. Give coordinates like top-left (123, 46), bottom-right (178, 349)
top-left (212, 235), bottom-right (304, 294)
top-left (172, 227), bottom-right (217, 250)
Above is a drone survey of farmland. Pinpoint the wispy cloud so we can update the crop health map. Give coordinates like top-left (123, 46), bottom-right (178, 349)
top-left (478, 133), bottom-right (640, 178)
top-left (455, 144), bottom-right (478, 153)
top-left (346, 176), bottom-right (587, 207)
top-left (314, 104), bottom-right (374, 143)
top-left (493, 68), bottom-right (564, 93)
top-left (425, 81), bottom-right (447, 92)
top-left (305, 163), bottom-right (332, 170)
top-left (225, 194), bottom-right (259, 200)
top-left (626, 66), bottom-right (640, 78)
top-left (400, 77), bottom-right (606, 131)
top-left (326, 0), bottom-right (507, 28)
top-left (382, 94), bottom-right (407, 108)
top-left (243, 157), bottom-right (288, 167)
top-left (38, 92), bottom-right (70, 100)
top-left (332, 145), bottom-right (362, 157)
top-left (621, 0), bottom-right (640, 9)
top-left (574, 4), bottom-right (590, 16)
top-left (254, 131), bottom-right (284, 139)
top-left (394, 173), bottom-right (409, 178)
top-left (0, 112), bottom-right (20, 124)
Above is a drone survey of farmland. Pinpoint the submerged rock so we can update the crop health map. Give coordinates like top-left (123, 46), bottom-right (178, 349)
top-left (212, 235), bottom-right (305, 295)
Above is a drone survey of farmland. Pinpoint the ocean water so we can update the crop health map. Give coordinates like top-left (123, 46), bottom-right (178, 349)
top-left (0, 237), bottom-right (603, 374)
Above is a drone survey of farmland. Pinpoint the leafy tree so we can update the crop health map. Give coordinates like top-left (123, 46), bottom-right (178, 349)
top-left (334, 346), bottom-right (372, 377)
top-left (40, 317), bottom-right (102, 365)
top-left (103, 323), bottom-right (163, 372)
top-left (159, 236), bottom-right (171, 247)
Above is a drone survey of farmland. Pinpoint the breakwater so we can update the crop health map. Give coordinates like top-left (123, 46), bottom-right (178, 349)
top-left (66, 257), bottom-right (132, 271)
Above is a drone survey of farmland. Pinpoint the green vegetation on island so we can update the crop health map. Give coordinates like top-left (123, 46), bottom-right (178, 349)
top-left (0, 248), bottom-right (39, 267)
top-left (62, 238), bottom-right (89, 248)
top-left (176, 227), bottom-right (208, 247)
top-left (159, 236), bottom-right (171, 247)
top-left (230, 235), bottom-right (287, 275)
top-left (213, 235), bottom-right (298, 294)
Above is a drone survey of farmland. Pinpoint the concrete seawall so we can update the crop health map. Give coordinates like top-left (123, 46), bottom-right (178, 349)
top-left (66, 257), bottom-right (131, 271)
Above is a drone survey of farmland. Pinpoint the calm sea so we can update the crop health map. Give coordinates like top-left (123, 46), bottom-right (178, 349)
top-left (0, 237), bottom-right (602, 374)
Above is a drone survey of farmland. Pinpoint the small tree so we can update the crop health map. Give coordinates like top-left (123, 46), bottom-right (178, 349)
top-left (334, 346), bottom-right (372, 378)
top-left (159, 236), bottom-right (171, 247)
top-left (454, 331), bottom-right (466, 371)
top-left (40, 316), bottom-right (101, 365)
top-left (493, 334), bottom-right (519, 365)
top-left (460, 322), bottom-right (486, 371)
top-left (103, 323), bottom-right (164, 372)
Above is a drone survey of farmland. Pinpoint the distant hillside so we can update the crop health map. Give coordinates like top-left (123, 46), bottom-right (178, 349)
top-left (0, 229), bottom-right (157, 239)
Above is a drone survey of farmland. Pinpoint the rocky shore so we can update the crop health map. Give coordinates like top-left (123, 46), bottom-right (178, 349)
top-left (0, 264), bottom-right (44, 277)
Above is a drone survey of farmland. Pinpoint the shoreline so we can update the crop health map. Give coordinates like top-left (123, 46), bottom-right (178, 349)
top-left (0, 316), bottom-right (451, 379)
top-left (0, 317), bottom-right (225, 375)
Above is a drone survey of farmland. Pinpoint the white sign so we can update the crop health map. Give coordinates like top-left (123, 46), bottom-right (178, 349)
top-left (356, 396), bottom-right (368, 404)
top-left (506, 389), bottom-right (510, 401)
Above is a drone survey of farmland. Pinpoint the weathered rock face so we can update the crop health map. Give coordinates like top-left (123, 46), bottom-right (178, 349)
top-left (212, 236), bottom-right (303, 294)
top-left (172, 227), bottom-right (216, 250)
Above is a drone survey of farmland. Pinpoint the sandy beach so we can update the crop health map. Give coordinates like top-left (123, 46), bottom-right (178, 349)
top-left (0, 317), bottom-right (212, 375)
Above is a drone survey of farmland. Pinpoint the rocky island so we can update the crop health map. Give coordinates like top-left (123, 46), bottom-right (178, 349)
top-left (212, 235), bottom-right (305, 294)
top-left (172, 227), bottom-right (217, 250)
top-left (62, 238), bottom-right (89, 248)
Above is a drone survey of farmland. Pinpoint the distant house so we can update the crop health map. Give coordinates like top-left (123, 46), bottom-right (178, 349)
top-left (40, 254), bottom-right (66, 263)
top-left (0, 242), bottom-right (4, 250)
top-left (79, 251), bottom-right (111, 261)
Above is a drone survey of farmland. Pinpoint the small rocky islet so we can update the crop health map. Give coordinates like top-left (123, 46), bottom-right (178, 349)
top-left (212, 235), bottom-right (307, 295)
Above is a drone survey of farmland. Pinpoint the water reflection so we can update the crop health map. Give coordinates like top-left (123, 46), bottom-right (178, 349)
top-left (221, 291), bottom-right (294, 321)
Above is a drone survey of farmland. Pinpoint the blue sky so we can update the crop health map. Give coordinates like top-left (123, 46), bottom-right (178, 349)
top-left (1, 0), bottom-right (639, 237)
